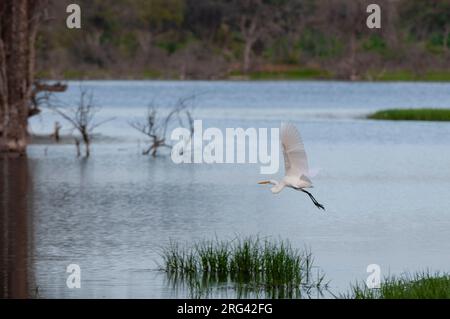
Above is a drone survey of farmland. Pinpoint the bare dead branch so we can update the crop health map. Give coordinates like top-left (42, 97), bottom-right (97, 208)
top-left (130, 95), bottom-right (197, 157)
top-left (29, 80), bottom-right (67, 117)
top-left (48, 87), bottom-right (114, 157)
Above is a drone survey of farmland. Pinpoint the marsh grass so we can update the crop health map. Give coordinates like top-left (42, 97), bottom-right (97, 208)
top-left (345, 271), bottom-right (450, 299)
top-left (160, 236), bottom-right (328, 298)
top-left (368, 108), bottom-right (450, 121)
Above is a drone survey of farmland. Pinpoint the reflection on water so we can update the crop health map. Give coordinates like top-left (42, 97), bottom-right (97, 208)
top-left (165, 268), bottom-right (329, 299)
top-left (0, 156), bottom-right (33, 298)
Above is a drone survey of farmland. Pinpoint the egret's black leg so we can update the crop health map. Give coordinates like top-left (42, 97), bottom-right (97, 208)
top-left (300, 189), bottom-right (325, 210)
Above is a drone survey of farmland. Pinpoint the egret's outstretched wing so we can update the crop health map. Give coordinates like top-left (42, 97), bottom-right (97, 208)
top-left (281, 122), bottom-right (309, 177)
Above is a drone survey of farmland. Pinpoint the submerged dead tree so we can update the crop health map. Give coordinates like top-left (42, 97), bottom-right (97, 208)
top-left (0, 0), bottom-right (49, 154)
top-left (130, 96), bottom-right (195, 157)
top-left (51, 88), bottom-right (113, 157)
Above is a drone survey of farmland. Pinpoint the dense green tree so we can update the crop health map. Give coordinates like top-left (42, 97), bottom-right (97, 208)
top-left (400, 0), bottom-right (450, 53)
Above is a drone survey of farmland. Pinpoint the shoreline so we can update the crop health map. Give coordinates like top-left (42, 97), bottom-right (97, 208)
top-left (37, 69), bottom-right (450, 83)
top-left (28, 133), bottom-right (123, 145)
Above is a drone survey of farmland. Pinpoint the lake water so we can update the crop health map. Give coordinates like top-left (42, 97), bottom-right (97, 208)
top-left (2, 81), bottom-right (450, 298)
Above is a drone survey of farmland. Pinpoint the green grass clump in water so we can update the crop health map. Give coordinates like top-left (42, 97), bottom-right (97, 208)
top-left (367, 108), bottom-right (450, 121)
top-left (346, 272), bottom-right (450, 299)
top-left (160, 236), bottom-right (327, 298)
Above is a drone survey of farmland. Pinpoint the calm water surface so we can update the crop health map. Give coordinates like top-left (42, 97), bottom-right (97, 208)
top-left (2, 81), bottom-right (450, 298)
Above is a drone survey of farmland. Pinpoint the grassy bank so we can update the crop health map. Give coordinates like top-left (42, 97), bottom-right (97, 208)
top-left (38, 68), bottom-right (450, 81)
top-left (347, 272), bottom-right (450, 299)
top-left (368, 108), bottom-right (450, 121)
top-left (367, 70), bottom-right (450, 82)
top-left (228, 68), bottom-right (333, 80)
top-left (160, 236), bottom-right (327, 298)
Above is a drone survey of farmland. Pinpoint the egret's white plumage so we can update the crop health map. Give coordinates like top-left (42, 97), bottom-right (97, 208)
top-left (258, 122), bottom-right (325, 210)
top-left (281, 122), bottom-right (309, 178)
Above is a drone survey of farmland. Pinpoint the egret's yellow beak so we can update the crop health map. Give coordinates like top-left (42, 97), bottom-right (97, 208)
top-left (258, 181), bottom-right (270, 184)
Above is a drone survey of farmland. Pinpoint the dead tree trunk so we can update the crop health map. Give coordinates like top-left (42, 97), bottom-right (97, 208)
top-left (75, 138), bottom-right (81, 157)
top-left (0, 0), bottom-right (45, 155)
top-left (444, 25), bottom-right (449, 55)
top-left (81, 131), bottom-right (90, 158)
top-left (243, 37), bottom-right (256, 74)
top-left (240, 15), bottom-right (258, 74)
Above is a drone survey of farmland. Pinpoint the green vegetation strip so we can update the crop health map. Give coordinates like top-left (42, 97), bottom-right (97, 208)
top-left (228, 69), bottom-right (333, 80)
top-left (346, 272), bottom-right (450, 299)
top-left (368, 108), bottom-right (450, 121)
top-left (160, 236), bottom-right (327, 298)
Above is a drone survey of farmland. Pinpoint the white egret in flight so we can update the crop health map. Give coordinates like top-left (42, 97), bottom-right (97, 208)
top-left (258, 122), bottom-right (325, 210)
